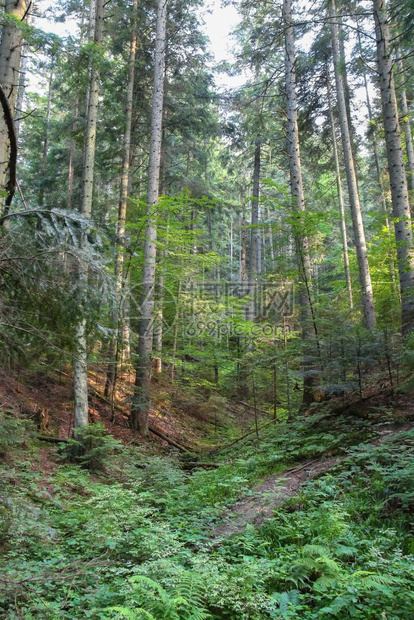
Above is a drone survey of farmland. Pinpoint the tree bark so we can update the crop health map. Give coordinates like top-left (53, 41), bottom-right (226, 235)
top-left (330, 0), bottom-right (376, 329)
top-left (131, 0), bottom-right (168, 435)
top-left (240, 175), bottom-right (248, 282)
top-left (283, 0), bottom-right (320, 408)
top-left (73, 0), bottom-right (104, 429)
top-left (247, 139), bottom-right (261, 321)
top-left (397, 56), bottom-right (414, 201)
top-left (14, 14), bottom-right (31, 144)
top-left (326, 67), bottom-right (353, 309)
top-left (105, 0), bottom-right (138, 399)
top-left (373, 0), bottom-right (414, 334)
top-left (38, 67), bottom-right (53, 207)
top-left (357, 29), bottom-right (389, 217)
top-left (153, 92), bottom-right (169, 375)
top-left (250, 137), bottom-right (261, 277)
top-left (0, 0), bottom-right (28, 214)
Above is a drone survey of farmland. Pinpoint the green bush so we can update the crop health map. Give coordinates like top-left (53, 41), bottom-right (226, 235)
top-left (59, 422), bottom-right (122, 470)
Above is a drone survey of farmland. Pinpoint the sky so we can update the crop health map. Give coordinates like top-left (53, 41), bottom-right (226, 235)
top-left (201, 0), bottom-right (240, 63)
top-left (31, 0), bottom-right (372, 132)
top-left (34, 0), bottom-right (243, 90)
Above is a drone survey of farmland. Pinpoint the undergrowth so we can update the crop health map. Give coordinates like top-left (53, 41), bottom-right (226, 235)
top-left (0, 409), bottom-right (413, 619)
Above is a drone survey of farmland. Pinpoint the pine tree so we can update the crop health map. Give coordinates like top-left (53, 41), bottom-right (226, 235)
top-left (73, 0), bottom-right (105, 429)
top-left (329, 0), bottom-right (376, 329)
top-left (131, 0), bottom-right (169, 435)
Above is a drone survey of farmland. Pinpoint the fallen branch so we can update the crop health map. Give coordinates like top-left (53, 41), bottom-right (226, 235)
top-left (89, 385), bottom-right (191, 452)
top-left (280, 458), bottom-right (322, 476)
top-left (210, 418), bottom-right (277, 455)
top-left (238, 401), bottom-right (272, 416)
top-left (148, 426), bottom-right (189, 453)
top-left (37, 435), bottom-right (67, 443)
top-left (181, 462), bottom-right (220, 470)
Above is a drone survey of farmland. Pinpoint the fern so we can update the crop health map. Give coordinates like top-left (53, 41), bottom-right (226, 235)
top-left (123, 574), bottom-right (211, 620)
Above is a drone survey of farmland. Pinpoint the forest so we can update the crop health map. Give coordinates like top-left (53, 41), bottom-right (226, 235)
top-left (0, 0), bottom-right (414, 617)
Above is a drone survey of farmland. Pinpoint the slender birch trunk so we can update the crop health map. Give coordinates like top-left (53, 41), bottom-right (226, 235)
top-left (283, 0), bottom-right (319, 407)
top-left (131, 0), bottom-right (168, 435)
top-left (373, 0), bottom-right (414, 334)
top-left (326, 67), bottom-right (353, 309)
top-left (73, 0), bottom-right (104, 428)
top-left (330, 0), bottom-right (376, 329)
top-left (0, 0), bottom-right (28, 213)
top-left (105, 0), bottom-right (138, 399)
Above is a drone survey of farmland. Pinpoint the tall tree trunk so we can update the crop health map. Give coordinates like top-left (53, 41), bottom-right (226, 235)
top-left (240, 175), bottom-right (247, 282)
top-left (67, 5), bottom-right (87, 210)
top-left (105, 0), bottom-right (138, 399)
top-left (338, 16), bottom-right (355, 160)
top-left (250, 138), bottom-right (261, 277)
top-left (67, 102), bottom-right (78, 211)
top-left (283, 0), bottom-right (319, 408)
top-left (247, 139), bottom-right (261, 320)
top-left (330, 0), bottom-right (376, 329)
top-left (153, 93), bottom-right (169, 375)
top-left (73, 0), bottom-right (104, 429)
top-left (266, 205), bottom-right (275, 263)
top-left (397, 56), bottom-right (414, 201)
top-left (38, 67), bottom-right (53, 207)
top-left (131, 0), bottom-right (168, 435)
top-left (357, 30), bottom-right (389, 217)
top-left (358, 30), bottom-right (399, 299)
top-left (0, 0), bottom-right (28, 214)
top-left (14, 16), bottom-right (31, 144)
top-left (326, 67), bottom-right (353, 309)
top-left (373, 0), bottom-right (414, 334)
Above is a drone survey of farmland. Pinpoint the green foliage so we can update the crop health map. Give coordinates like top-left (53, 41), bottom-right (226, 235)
top-left (0, 411), bottom-right (34, 457)
top-left (1, 411), bottom-right (413, 619)
top-left (58, 422), bottom-right (122, 470)
top-left (108, 574), bottom-right (211, 620)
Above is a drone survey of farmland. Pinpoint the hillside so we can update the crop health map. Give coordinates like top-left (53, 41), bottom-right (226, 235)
top-left (1, 368), bottom-right (413, 619)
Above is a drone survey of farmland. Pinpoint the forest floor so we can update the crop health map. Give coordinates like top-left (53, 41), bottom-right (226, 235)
top-left (0, 365), bottom-right (245, 451)
top-left (213, 420), bottom-right (414, 537)
top-left (0, 363), bottom-right (408, 455)
top-left (1, 367), bottom-right (414, 618)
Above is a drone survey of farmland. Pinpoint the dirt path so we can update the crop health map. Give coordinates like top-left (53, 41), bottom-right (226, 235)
top-left (212, 424), bottom-right (414, 538)
top-left (212, 456), bottom-right (342, 537)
